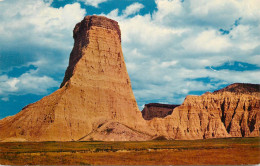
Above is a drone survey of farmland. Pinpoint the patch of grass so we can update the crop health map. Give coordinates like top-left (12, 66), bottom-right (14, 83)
top-left (0, 137), bottom-right (259, 165)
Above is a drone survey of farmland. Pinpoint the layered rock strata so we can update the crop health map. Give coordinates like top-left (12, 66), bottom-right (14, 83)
top-left (148, 83), bottom-right (260, 139)
top-left (0, 15), bottom-right (259, 142)
top-left (142, 103), bottom-right (179, 120)
top-left (0, 16), bottom-right (153, 142)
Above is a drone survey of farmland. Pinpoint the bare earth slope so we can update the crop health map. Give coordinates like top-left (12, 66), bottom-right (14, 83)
top-left (0, 16), bottom-right (153, 142)
top-left (148, 83), bottom-right (260, 140)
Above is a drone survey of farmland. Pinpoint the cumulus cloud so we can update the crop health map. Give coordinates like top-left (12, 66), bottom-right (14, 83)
top-left (122, 3), bottom-right (144, 17)
top-left (79, 0), bottom-right (107, 8)
top-left (105, 0), bottom-right (260, 107)
top-left (182, 30), bottom-right (232, 53)
top-left (0, 0), bottom-right (85, 97)
top-left (0, 72), bottom-right (58, 96)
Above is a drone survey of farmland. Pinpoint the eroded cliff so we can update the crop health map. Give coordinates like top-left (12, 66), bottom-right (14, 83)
top-left (148, 83), bottom-right (259, 139)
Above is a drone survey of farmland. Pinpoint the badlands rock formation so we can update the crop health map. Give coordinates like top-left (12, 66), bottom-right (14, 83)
top-left (0, 16), bottom-right (153, 142)
top-left (0, 15), bottom-right (259, 142)
top-left (148, 83), bottom-right (259, 139)
top-left (142, 103), bottom-right (179, 120)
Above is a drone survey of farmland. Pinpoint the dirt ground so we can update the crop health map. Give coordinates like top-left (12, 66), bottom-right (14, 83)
top-left (0, 137), bottom-right (259, 165)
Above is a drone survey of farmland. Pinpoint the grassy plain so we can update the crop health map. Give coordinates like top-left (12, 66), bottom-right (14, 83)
top-left (0, 137), bottom-right (259, 165)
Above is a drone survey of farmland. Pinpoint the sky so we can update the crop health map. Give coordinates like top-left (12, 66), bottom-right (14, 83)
top-left (0, 0), bottom-right (260, 119)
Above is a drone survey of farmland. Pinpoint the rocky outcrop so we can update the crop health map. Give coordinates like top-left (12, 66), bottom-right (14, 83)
top-left (214, 83), bottom-right (259, 94)
top-left (148, 83), bottom-right (260, 139)
top-left (212, 83), bottom-right (259, 137)
top-left (0, 15), bottom-right (259, 142)
top-left (0, 15), bottom-right (153, 142)
top-left (142, 103), bottom-right (179, 120)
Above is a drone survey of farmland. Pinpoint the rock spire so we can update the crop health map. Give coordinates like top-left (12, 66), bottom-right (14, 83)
top-left (0, 15), bottom-right (153, 142)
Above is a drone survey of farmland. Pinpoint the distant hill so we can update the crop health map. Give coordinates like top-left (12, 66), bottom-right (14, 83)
top-left (214, 83), bottom-right (259, 94)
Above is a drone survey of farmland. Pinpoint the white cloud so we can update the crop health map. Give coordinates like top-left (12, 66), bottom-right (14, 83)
top-left (0, 71), bottom-right (58, 96)
top-left (182, 30), bottom-right (232, 53)
top-left (247, 55), bottom-right (260, 66)
top-left (79, 0), bottom-right (107, 8)
top-left (123, 3), bottom-right (144, 17)
top-left (161, 61), bottom-right (178, 68)
top-left (0, 0), bottom-right (85, 97)
top-left (153, 0), bottom-right (183, 23)
top-left (229, 25), bottom-right (260, 51)
top-left (6, 78), bottom-right (19, 92)
top-left (1, 97), bottom-right (9, 102)
top-left (0, 1), bottom-right (85, 50)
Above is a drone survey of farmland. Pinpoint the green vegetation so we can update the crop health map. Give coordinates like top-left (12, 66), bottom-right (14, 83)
top-left (0, 137), bottom-right (259, 165)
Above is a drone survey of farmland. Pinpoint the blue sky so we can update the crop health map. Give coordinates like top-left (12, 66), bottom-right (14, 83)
top-left (0, 0), bottom-right (260, 119)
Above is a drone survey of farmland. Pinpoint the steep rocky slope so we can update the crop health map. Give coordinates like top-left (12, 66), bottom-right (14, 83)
top-left (142, 103), bottom-right (179, 120)
top-left (0, 16), bottom-right (153, 142)
top-left (148, 83), bottom-right (259, 139)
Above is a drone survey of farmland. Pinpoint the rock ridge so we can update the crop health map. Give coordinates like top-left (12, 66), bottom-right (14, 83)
top-left (148, 83), bottom-right (259, 140)
top-left (213, 83), bottom-right (260, 94)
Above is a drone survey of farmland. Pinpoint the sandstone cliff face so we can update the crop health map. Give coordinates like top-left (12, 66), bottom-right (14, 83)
top-left (148, 83), bottom-right (260, 140)
top-left (0, 16), bottom-right (153, 142)
top-left (142, 103), bottom-right (179, 120)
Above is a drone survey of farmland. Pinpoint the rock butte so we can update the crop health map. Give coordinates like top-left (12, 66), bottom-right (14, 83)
top-left (0, 16), bottom-right (259, 142)
top-left (142, 103), bottom-right (179, 120)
